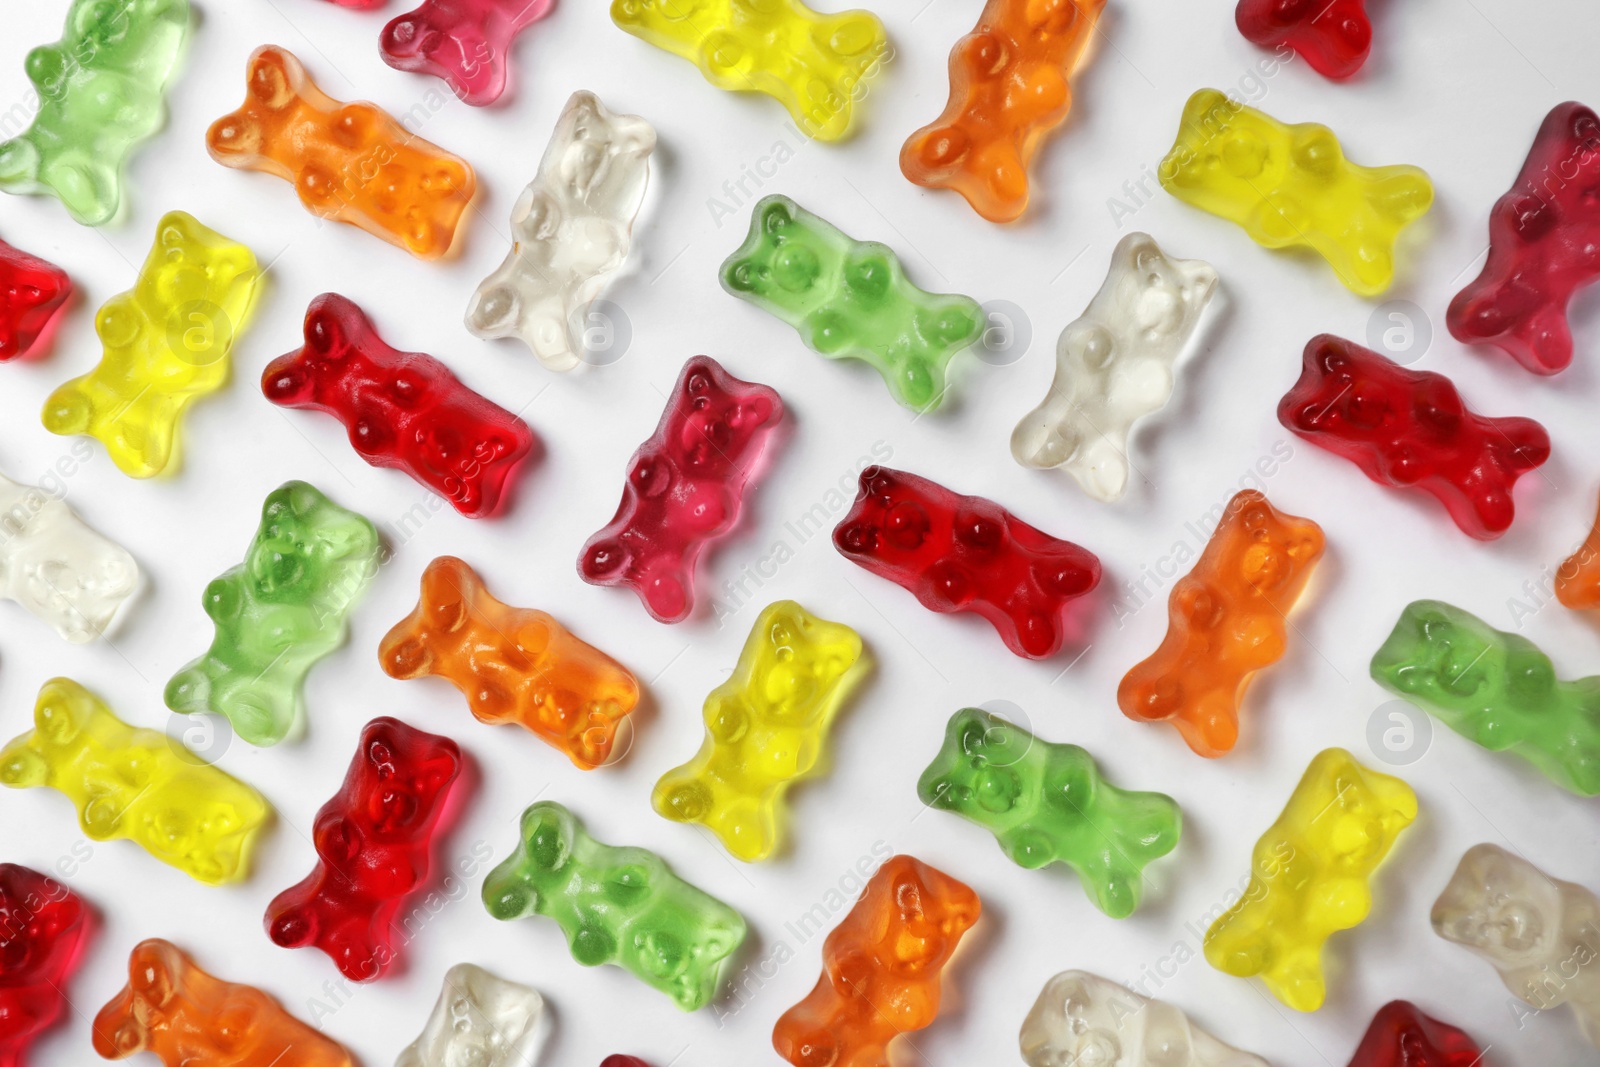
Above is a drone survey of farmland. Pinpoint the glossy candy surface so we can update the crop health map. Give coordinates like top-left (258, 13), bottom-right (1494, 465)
top-left (720, 195), bottom-right (984, 411)
top-left (1557, 486), bottom-right (1600, 609)
top-left (1235, 0), bottom-right (1372, 80)
top-left (0, 238), bottom-right (70, 361)
top-left (918, 707), bottom-right (1180, 917)
top-left (381, 0), bottom-right (556, 106)
top-left (1346, 1000), bottom-right (1485, 1067)
top-left (0, 864), bottom-right (89, 1067)
top-left (396, 964), bottom-right (544, 1067)
top-left (601, 1059), bottom-right (651, 1067)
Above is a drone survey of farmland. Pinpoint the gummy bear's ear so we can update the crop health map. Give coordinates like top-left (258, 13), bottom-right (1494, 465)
top-left (519, 803), bottom-right (573, 871)
top-left (245, 47), bottom-right (300, 111)
top-left (302, 297), bottom-right (353, 359)
top-left (127, 941), bottom-right (179, 1008)
top-left (759, 196), bottom-right (796, 236)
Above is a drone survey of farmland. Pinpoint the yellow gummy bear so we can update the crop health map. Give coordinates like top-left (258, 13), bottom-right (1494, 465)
top-left (1204, 747), bottom-right (1416, 1011)
top-left (41, 210), bottom-right (261, 478)
top-left (0, 677), bottom-right (270, 885)
top-left (1158, 89), bottom-right (1433, 297)
top-left (652, 600), bottom-right (865, 861)
top-left (610, 0), bottom-right (887, 142)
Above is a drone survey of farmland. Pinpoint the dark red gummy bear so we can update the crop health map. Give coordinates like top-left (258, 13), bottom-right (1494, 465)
top-left (1235, 0), bottom-right (1373, 80)
top-left (1346, 1001), bottom-right (1485, 1067)
top-left (1277, 335), bottom-right (1550, 540)
top-left (600, 1058), bottom-right (652, 1067)
top-left (579, 355), bottom-right (783, 624)
top-left (262, 293), bottom-right (535, 518)
top-left (0, 864), bottom-right (89, 1067)
top-left (1448, 102), bottom-right (1600, 375)
top-left (0, 238), bottom-right (70, 362)
top-left (265, 717), bottom-right (461, 982)
top-left (832, 466), bottom-right (1100, 659)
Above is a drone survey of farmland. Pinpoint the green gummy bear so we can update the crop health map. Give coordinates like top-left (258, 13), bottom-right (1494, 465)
top-left (0, 0), bottom-right (190, 225)
top-left (917, 707), bottom-right (1182, 918)
top-left (1371, 599), bottom-right (1600, 796)
top-left (165, 481), bottom-right (379, 747)
top-left (481, 800), bottom-right (747, 1011)
top-left (719, 193), bottom-right (984, 412)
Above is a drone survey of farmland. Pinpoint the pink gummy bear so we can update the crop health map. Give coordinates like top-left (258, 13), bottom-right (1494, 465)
top-left (322, 0), bottom-right (386, 8)
top-left (381, 0), bottom-right (557, 106)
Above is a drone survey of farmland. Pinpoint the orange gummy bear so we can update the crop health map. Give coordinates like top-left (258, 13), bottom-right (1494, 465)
top-left (900, 0), bottom-right (1105, 223)
top-left (1118, 490), bottom-right (1325, 758)
top-left (1556, 487), bottom-right (1600, 610)
top-left (92, 939), bottom-right (354, 1067)
top-left (206, 45), bottom-right (475, 259)
top-left (378, 556), bottom-right (640, 769)
top-left (773, 855), bottom-right (979, 1067)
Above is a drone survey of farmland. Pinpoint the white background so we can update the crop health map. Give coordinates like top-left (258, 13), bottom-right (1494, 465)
top-left (3, 0), bottom-right (1600, 1064)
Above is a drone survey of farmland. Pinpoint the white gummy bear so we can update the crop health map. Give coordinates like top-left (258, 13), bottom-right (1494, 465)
top-left (395, 963), bottom-right (545, 1067)
top-left (1011, 232), bottom-right (1218, 503)
top-left (0, 471), bottom-right (138, 643)
top-left (465, 90), bottom-right (655, 371)
top-left (1020, 970), bottom-right (1270, 1067)
top-left (1432, 843), bottom-right (1600, 1049)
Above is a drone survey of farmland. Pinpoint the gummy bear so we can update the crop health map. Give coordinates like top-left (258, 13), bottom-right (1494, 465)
top-left (0, 237), bottom-right (70, 361)
top-left (93, 939), bottom-right (355, 1066)
top-left (1235, 0), bottom-right (1372, 80)
top-left (917, 707), bottom-right (1181, 918)
top-left (0, 0), bottom-right (189, 225)
top-left (1278, 335), bottom-right (1550, 540)
top-left (1011, 232), bottom-right (1219, 501)
top-left (833, 465), bottom-right (1101, 659)
top-left (381, 0), bottom-right (556, 106)
top-left (1370, 599), bottom-right (1600, 796)
top-left (1556, 486), bottom-right (1600, 610)
top-left (579, 355), bottom-right (783, 623)
top-left (610, 0), bottom-right (885, 142)
top-left (482, 800), bottom-right (747, 1011)
top-left (465, 91), bottom-right (656, 370)
top-left (720, 195), bottom-right (985, 411)
top-left (263, 293), bottom-right (535, 518)
top-left (265, 717), bottom-right (461, 982)
top-left (601, 1059), bottom-right (651, 1067)
top-left (0, 864), bottom-right (90, 1067)
top-left (41, 211), bottom-right (261, 479)
top-left (1118, 490), bottom-right (1324, 758)
top-left (166, 481), bottom-right (379, 747)
top-left (0, 678), bottom-right (269, 885)
top-left (1158, 89), bottom-right (1433, 296)
top-left (380, 556), bottom-right (640, 769)
top-left (320, 0), bottom-right (385, 7)
top-left (653, 600), bottom-right (866, 861)
top-left (396, 964), bottom-right (545, 1067)
top-left (1431, 843), bottom-right (1600, 1050)
top-left (772, 855), bottom-right (979, 1067)
top-left (900, 0), bottom-right (1105, 223)
top-left (1345, 1000), bottom-right (1485, 1067)
top-left (1204, 748), bottom-right (1416, 1012)
top-left (1448, 102), bottom-right (1600, 375)
top-left (0, 470), bottom-right (139, 643)
top-left (207, 46), bottom-right (476, 259)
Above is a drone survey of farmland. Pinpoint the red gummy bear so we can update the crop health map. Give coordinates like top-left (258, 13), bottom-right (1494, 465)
top-left (1448, 102), bottom-right (1600, 375)
top-left (263, 293), bottom-right (535, 518)
top-left (600, 1059), bottom-right (651, 1067)
top-left (832, 466), bottom-right (1100, 659)
top-left (579, 355), bottom-right (783, 624)
top-left (0, 864), bottom-right (89, 1067)
top-left (265, 717), bottom-right (461, 982)
top-left (381, 0), bottom-right (556, 106)
top-left (322, 0), bottom-right (384, 7)
top-left (1346, 1001), bottom-right (1485, 1067)
top-left (1235, 0), bottom-right (1372, 80)
top-left (1278, 335), bottom-right (1550, 540)
top-left (0, 238), bottom-right (70, 362)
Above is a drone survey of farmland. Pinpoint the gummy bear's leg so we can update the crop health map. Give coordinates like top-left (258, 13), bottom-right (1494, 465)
top-left (163, 659), bottom-right (215, 718)
top-left (0, 745), bottom-right (47, 787)
top-left (1087, 862), bottom-right (1142, 919)
top-left (1176, 692), bottom-right (1239, 758)
top-left (638, 559), bottom-right (692, 623)
top-left (465, 274), bottom-right (522, 340)
top-left (216, 676), bottom-right (295, 747)
top-left (40, 382), bottom-right (94, 437)
top-left (1264, 944), bottom-right (1328, 1012)
top-left (266, 893), bottom-right (320, 950)
top-left (890, 353), bottom-right (943, 412)
top-left (43, 158), bottom-right (117, 226)
top-left (0, 136), bottom-right (41, 192)
top-left (654, 774), bottom-right (713, 825)
top-left (715, 796), bottom-right (776, 862)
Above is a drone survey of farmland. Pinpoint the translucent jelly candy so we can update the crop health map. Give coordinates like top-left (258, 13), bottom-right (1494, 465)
top-left (833, 466), bottom-right (1101, 659)
top-left (1118, 490), bottom-right (1324, 758)
top-left (900, 0), bottom-right (1105, 223)
top-left (917, 707), bottom-right (1180, 918)
top-left (207, 46), bottom-right (476, 259)
top-left (1557, 487), bottom-right (1600, 609)
top-left (396, 964), bottom-right (545, 1067)
top-left (93, 939), bottom-right (355, 1066)
top-left (465, 91), bottom-right (656, 370)
top-left (720, 195), bottom-right (984, 411)
top-left (1204, 748), bottom-right (1416, 1011)
top-left (1370, 599), bottom-right (1600, 796)
top-left (0, 237), bottom-right (70, 361)
top-left (653, 600), bottom-right (866, 861)
top-left (1346, 1000), bottom-right (1485, 1067)
top-left (602, 1059), bottom-right (651, 1067)
top-left (266, 717), bottom-right (461, 981)
top-left (380, 556), bottom-right (640, 769)
top-left (1011, 232), bottom-right (1219, 501)
top-left (41, 211), bottom-right (261, 479)
top-left (773, 855), bottom-right (979, 1067)
top-left (1235, 0), bottom-right (1372, 80)
top-left (166, 481), bottom-right (379, 747)
top-left (1278, 335), bottom-right (1550, 540)
top-left (0, 0), bottom-right (189, 225)
top-left (381, 0), bottom-right (557, 106)
top-left (1158, 89), bottom-right (1433, 296)
top-left (0, 864), bottom-right (89, 1067)
top-left (610, 0), bottom-right (885, 142)
top-left (0, 678), bottom-right (269, 885)
top-left (579, 355), bottom-right (783, 623)
top-left (482, 800), bottom-right (747, 1011)
top-left (263, 294), bottom-right (535, 518)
